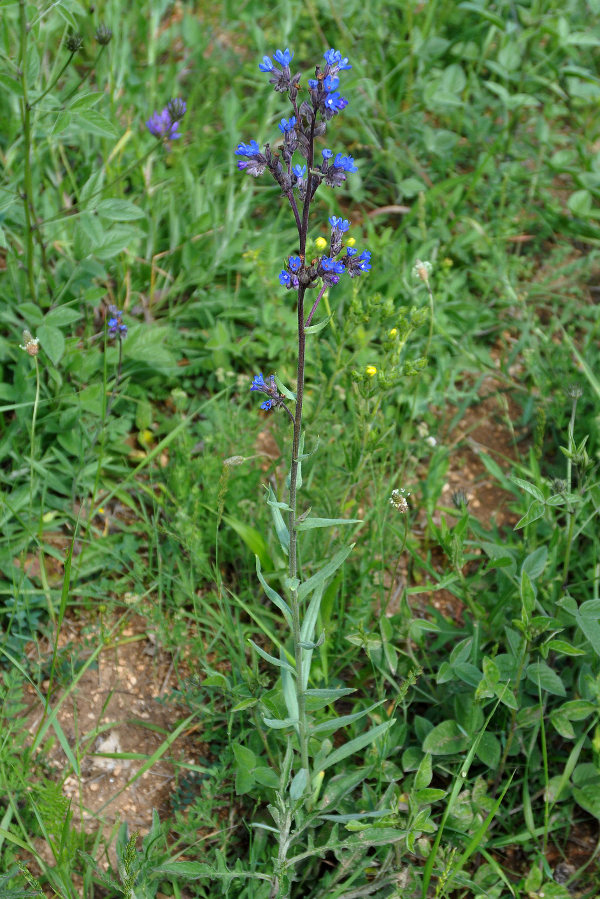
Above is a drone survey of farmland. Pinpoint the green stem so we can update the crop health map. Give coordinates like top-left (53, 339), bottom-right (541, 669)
top-left (18, 0), bottom-right (37, 303)
top-left (30, 52), bottom-right (75, 109)
top-left (562, 393), bottom-right (579, 586)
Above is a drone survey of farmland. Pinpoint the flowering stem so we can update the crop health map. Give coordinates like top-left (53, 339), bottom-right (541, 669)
top-left (29, 52), bottom-right (76, 109)
top-left (62, 45), bottom-right (107, 103)
top-left (288, 282), bottom-right (310, 779)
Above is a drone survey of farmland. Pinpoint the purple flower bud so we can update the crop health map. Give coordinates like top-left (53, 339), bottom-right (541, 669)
top-left (322, 148), bottom-right (333, 159)
top-left (292, 164), bottom-right (306, 179)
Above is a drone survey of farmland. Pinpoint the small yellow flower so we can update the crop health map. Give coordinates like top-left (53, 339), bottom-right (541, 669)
top-left (389, 328), bottom-right (398, 338)
top-left (346, 236), bottom-right (356, 247)
top-left (366, 365), bottom-right (377, 377)
top-left (315, 236), bottom-right (327, 250)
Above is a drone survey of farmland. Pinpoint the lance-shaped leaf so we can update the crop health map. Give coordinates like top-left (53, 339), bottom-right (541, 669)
top-left (304, 316), bottom-right (332, 335)
top-left (296, 516), bottom-right (362, 531)
top-left (275, 374), bottom-right (296, 402)
top-left (282, 662), bottom-right (299, 722)
top-left (248, 639), bottom-right (296, 675)
top-left (266, 485), bottom-right (290, 555)
top-left (319, 720), bottom-right (394, 772)
top-left (263, 716), bottom-right (298, 729)
top-left (298, 544), bottom-right (354, 601)
top-left (305, 687), bottom-right (356, 712)
top-left (311, 700), bottom-right (386, 735)
top-left (256, 557), bottom-right (292, 627)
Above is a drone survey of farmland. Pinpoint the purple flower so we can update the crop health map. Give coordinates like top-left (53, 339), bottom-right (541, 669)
top-left (278, 116), bottom-right (297, 134)
top-left (323, 74), bottom-right (340, 92)
top-left (289, 255), bottom-right (302, 272)
top-left (333, 153), bottom-right (358, 173)
top-left (146, 107), bottom-right (182, 140)
top-left (235, 140), bottom-right (260, 157)
top-left (329, 216), bottom-right (350, 232)
top-left (259, 55), bottom-right (274, 72)
top-left (292, 164), bottom-right (306, 179)
top-left (324, 49), bottom-right (352, 70)
top-left (324, 92), bottom-right (348, 114)
top-left (273, 48), bottom-right (294, 66)
top-left (322, 257), bottom-right (345, 274)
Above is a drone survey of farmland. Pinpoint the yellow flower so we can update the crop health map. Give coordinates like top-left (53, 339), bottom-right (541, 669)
top-left (389, 328), bottom-right (398, 338)
top-left (366, 365), bottom-right (377, 377)
top-left (315, 236), bottom-right (327, 250)
top-left (346, 236), bottom-right (356, 247)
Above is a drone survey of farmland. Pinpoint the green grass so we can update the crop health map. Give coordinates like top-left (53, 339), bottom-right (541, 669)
top-left (1, 0), bottom-right (600, 896)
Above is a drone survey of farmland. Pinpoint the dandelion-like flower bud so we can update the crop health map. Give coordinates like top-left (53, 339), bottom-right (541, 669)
top-left (566, 383), bottom-right (583, 399)
top-left (65, 33), bottom-right (84, 53)
top-left (451, 489), bottom-right (469, 510)
top-left (95, 24), bottom-right (113, 46)
top-left (167, 97), bottom-right (187, 121)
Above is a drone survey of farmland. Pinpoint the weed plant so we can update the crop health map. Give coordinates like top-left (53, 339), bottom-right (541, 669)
top-left (0, 0), bottom-right (599, 897)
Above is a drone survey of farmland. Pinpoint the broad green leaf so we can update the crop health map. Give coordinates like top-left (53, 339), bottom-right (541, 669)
top-left (414, 752), bottom-right (432, 790)
top-left (77, 108), bottom-right (119, 138)
top-left (68, 91), bottom-right (103, 110)
top-left (96, 199), bottom-right (146, 221)
top-left (521, 546), bottom-right (548, 580)
top-left (520, 570), bottom-right (536, 616)
top-left (254, 767), bottom-right (279, 788)
top-left (475, 732), bottom-right (501, 768)
top-left (526, 662), bottom-right (566, 697)
top-left (37, 324), bottom-right (65, 366)
top-left (422, 720), bottom-right (470, 755)
top-left (320, 720), bottom-right (394, 771)
top-left (515, 501), bottom-right (545, 529)
top-left (545, 639), bottom-right (585, 657)
top-left (298, 543), bottom-right (354, 600)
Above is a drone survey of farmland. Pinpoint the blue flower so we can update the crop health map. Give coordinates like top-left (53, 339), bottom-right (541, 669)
top-left (322, 148), bottom-right (333, 159)
top-left (235, 140), bottom-right (260, 156)
top-left (308, 79), bottom-right (318, 89)
top-left (324, 92), bottom-right (348, 113)
top-left (258, 55), bottom-right (274, 72)
top-left (250, 372), bottom-right (280, 412)
top-left (323, 74), bottom-right (340, 92)
top-left (329, 216), bottom-right (350, 232)
top-left (274, 48), bottom-right (294, 66)
top-left (323, 49), bottom-right (352, 70)
top-left (292, 164), bottom-right (306, 179)
top-left (333, 153), bottom-right (358, 173)
top-left (289, 255), bottom-right (302, 272)
top-left (357, 250), bottom-right (372, 271)
top-left (322, 257), bottom-right (345, 274)
top-left (278, 116), bottom-right (297, 134)
top-left (280, 270), bottom-right (292, 287)
top-left (346, 247), bottom-right (357, 256)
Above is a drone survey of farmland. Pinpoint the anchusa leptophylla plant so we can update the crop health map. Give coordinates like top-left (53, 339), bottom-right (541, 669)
top-left (232, 48), bottom-right (396, 898)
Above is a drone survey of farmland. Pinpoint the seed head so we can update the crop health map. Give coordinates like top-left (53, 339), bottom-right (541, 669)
top-left (451, 489), bottom-right (469, 510)
top-left (566, 383), bottom-right (583, 399)
top-left (412, 259), bottom-right (432, 283)
top-left (19, 330), bottom-right (39, 356)
top-left (390, 488), bottom-right (409, 514)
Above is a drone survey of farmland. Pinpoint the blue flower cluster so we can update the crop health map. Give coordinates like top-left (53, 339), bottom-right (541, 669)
top-left (146, 98), bottom-right (186, 141)
top-left (107, 305), bottom-right (127, 338)
top-left (250, 373), bottom-right (282, 411)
